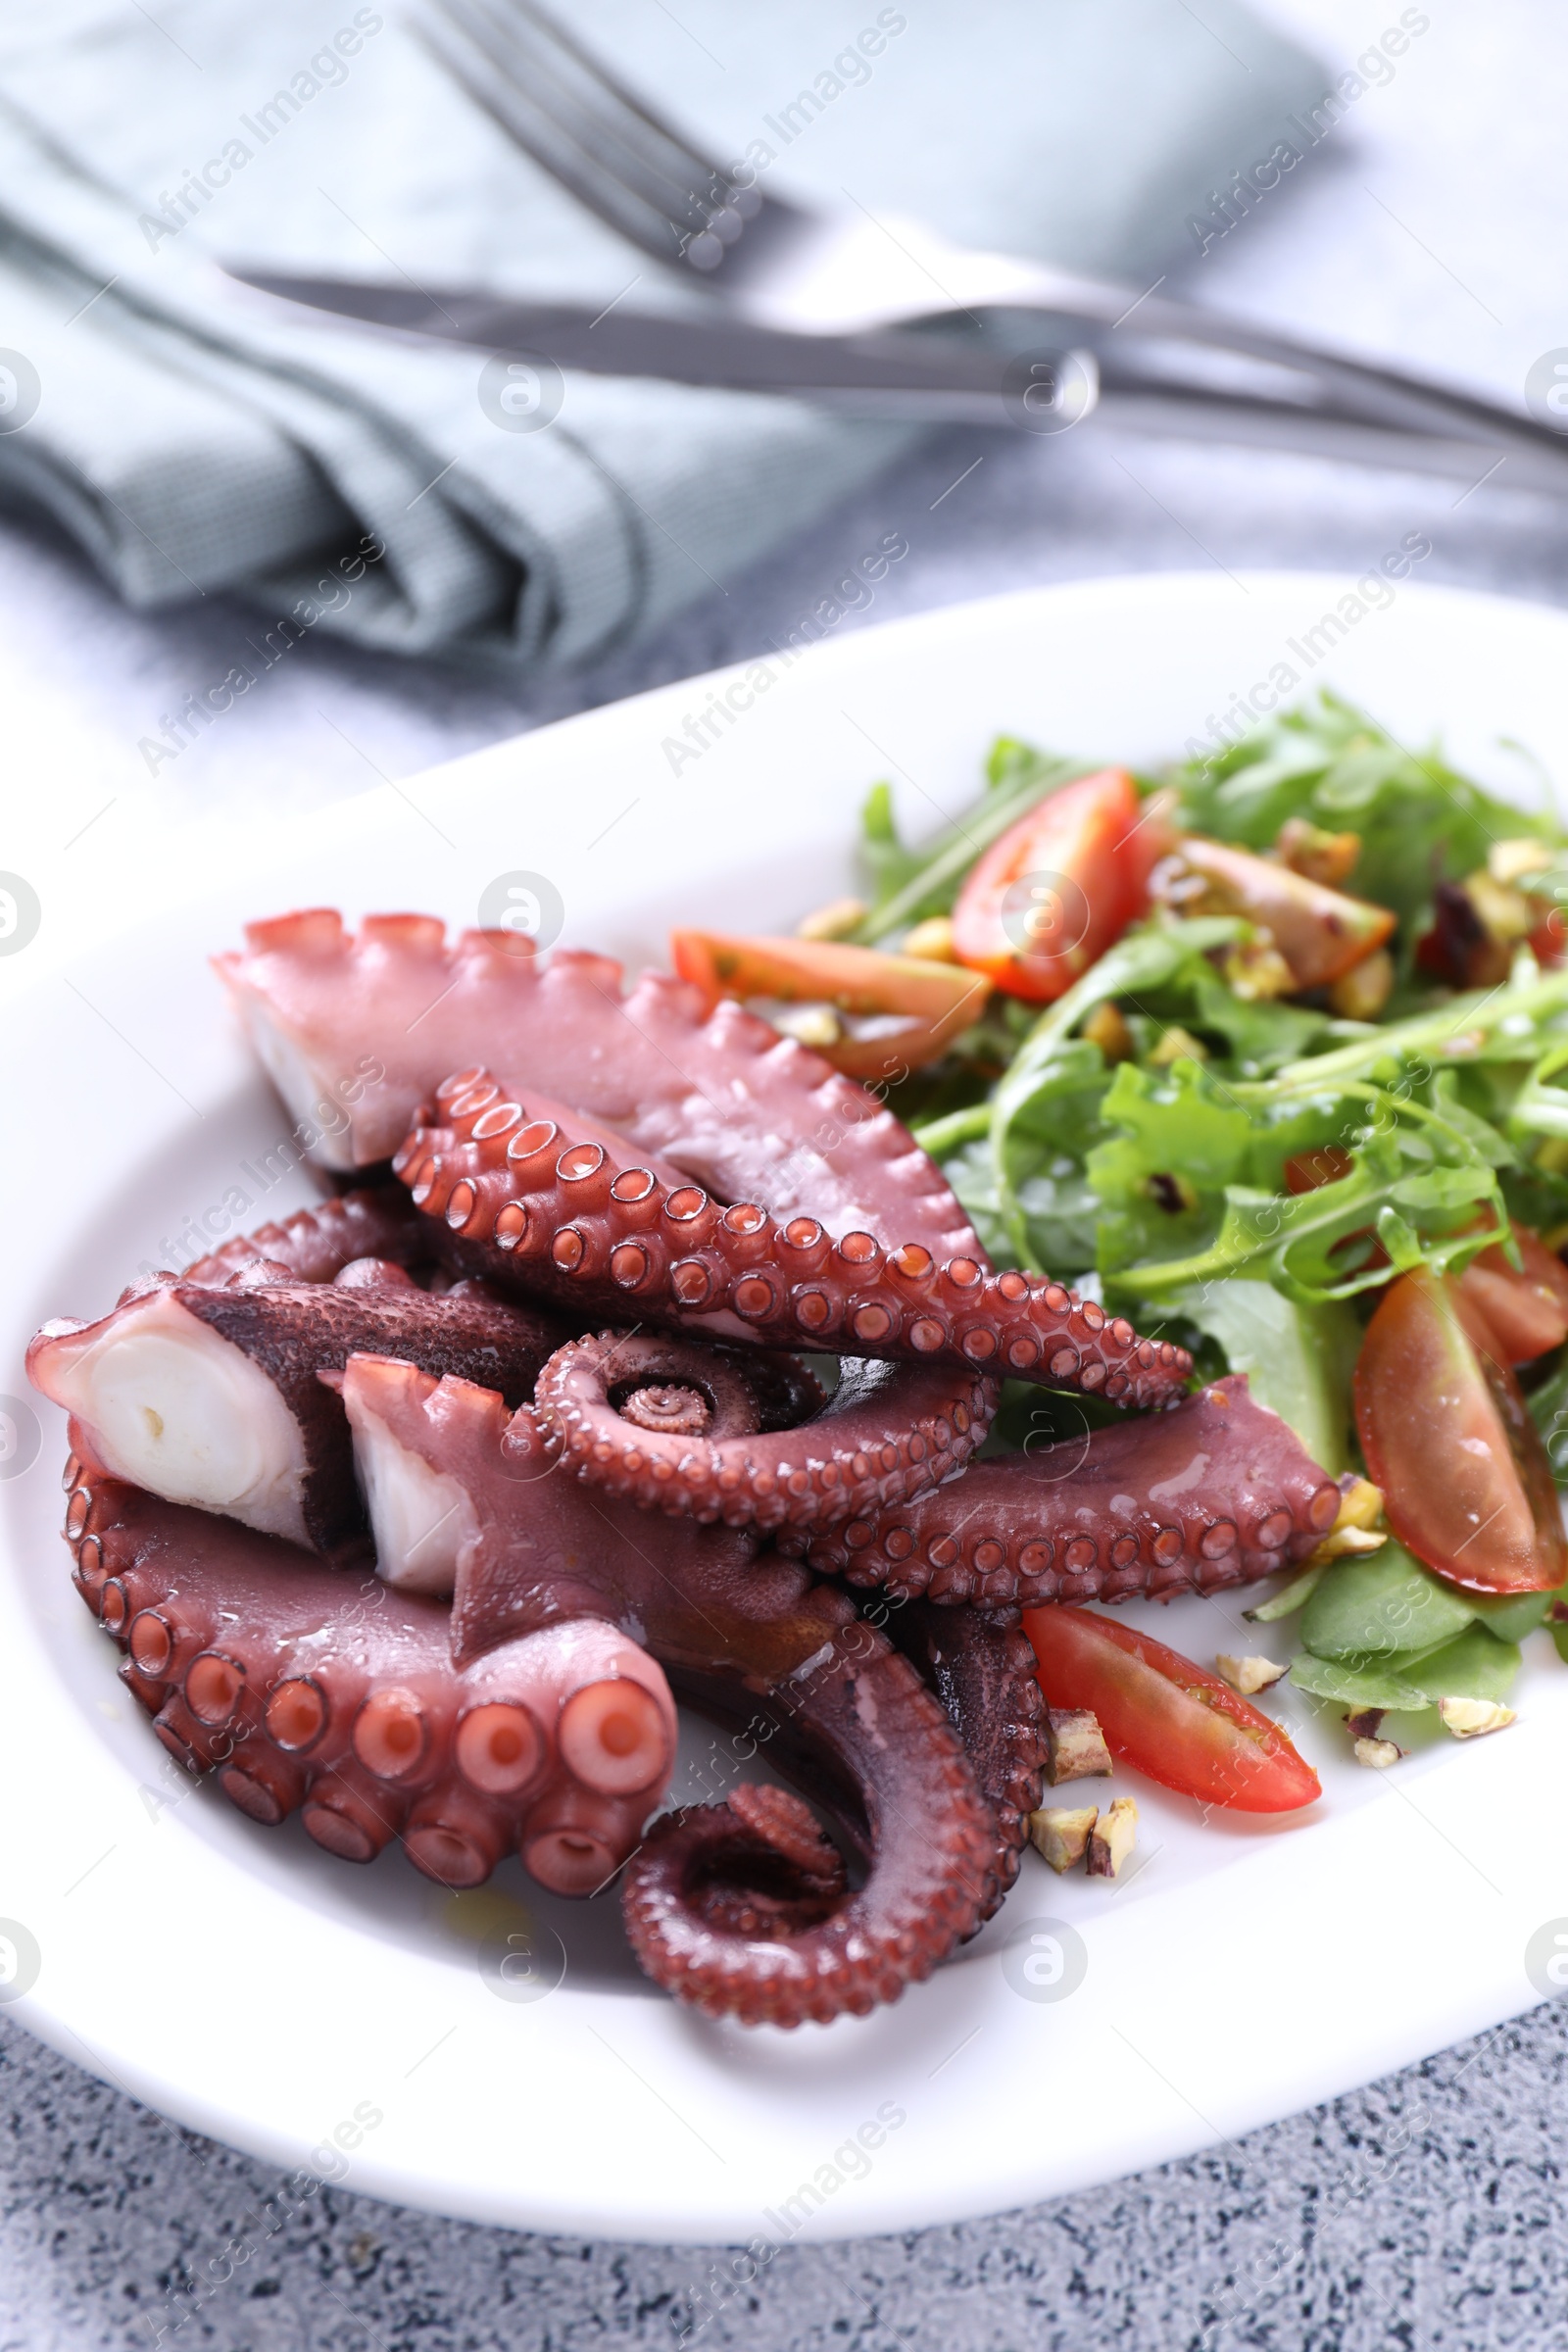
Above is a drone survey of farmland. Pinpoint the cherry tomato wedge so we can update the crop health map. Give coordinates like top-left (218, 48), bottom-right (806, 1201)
top-left (949, 767), bottom-right (1155, 1002)
top-left (1152, 836), bottom-right (1395, 990)
top-left (669, 930), bottom-right (988, 1081)
top-left (1022, 1605), bottom-right (1321, 1813)
top-left (1457, 1223), bottom-right (1568, 1364)
top-left (1283, 1144), bottom-right (1354, 1195)
top-left (1353, 1266), bottom-right (1566, 1594)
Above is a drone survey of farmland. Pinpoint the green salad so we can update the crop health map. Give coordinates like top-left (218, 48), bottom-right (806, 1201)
top-left (845, 694), bottom-right (1568, 1755)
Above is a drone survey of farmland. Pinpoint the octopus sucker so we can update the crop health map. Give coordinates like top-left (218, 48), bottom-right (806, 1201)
top-left (620, 1615), bottom-right (998, 2029)
top-left (395, 1069), bottom-right (1189, 1413)
top-left (29, 1276), bottom-right (569, 1562)
top-left (802, 1378), bottom-right (1340, 1604)
top-left (343, 1358), bottom-right (1001, 2020)
top-left (180, 1185), bottom-right (430, 1289)
top-left (882, 1600), bottom-right (1049, 1922)
top-left (214, 915), bottom-right (982, 1253)
top-left (533, 1329), bottom-right (994, 1530)
top-left (68, 1469), bottom-right (677, 1892)
top-left (26, 910), bottom-right (1348, 2029)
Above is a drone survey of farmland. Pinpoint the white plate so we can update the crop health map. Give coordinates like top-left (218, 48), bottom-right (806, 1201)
top-left (6, 572), bottom-right (1568, 2247)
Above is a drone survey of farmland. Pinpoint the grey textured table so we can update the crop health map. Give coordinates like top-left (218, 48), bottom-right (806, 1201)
top-left (7, 3), bottom-right (1568, 2344)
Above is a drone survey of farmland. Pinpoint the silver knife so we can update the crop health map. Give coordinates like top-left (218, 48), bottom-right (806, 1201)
top-left (225, 269), bottom-right (1568, 496)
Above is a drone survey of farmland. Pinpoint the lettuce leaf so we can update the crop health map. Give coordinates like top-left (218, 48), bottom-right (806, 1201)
top-left (1172, 689), bottom-right (1557, 937)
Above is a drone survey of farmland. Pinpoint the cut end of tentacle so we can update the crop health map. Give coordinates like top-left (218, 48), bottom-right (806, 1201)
top-left (28, 1287), bottom-right (311, 1544)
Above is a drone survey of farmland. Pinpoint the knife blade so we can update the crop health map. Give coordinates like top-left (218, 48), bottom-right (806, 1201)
top-left (224, 268), bottom-right (1081, 422)
top-left (223, 268), bottom-right (1568, 497)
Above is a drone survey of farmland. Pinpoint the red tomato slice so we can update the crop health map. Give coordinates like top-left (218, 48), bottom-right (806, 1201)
top-left (1458, 1223), bottom-right (1568, 1363)
top-left (1353, 1266), bottom-right (1566, 1593)
top-left (1022, 1605), bottom-right (1321, 1813)
top-left (668, 930), bottom-right (989, 1081)
top-left (1283, 1144), bottom-right (1354, 1195)
top-left (949, 768), bottom-right (1153, 1002)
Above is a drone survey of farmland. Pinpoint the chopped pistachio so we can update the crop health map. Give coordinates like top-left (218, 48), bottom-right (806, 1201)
top-left (768, 1002), bottom-right (842, 1048)
top-left (1223, 934), bottom-right (1296, 1002)
top-left (1083, 1000), bottom-right (1135, 1063)
top-left (1489, 838), bottom-right (1555, 887)
top-left (1086, 1795), bottom-right (1139, 1879)
top-left (1345, 1708), bottom-right (1386, 1740)
top-left (1437, 1694), bottom-right (1517, 1740)
top-left (1353, 1736), bottom-right (1404, 1769)
top-left (1215, 1652), bottom-right (1289, 1696)
top-left (1336, 1478), bottom-right (1385, 1532)
top-left (901, 914), bottom-right (956, 962)
top-left (1328, 948), bottom-right (1395, 1021)
top-left (796, 895), bottom-right (867, 942)
top-left (1273, 815), bottom-right (1362, 888)
top-left (1044, 1706), bottom-right (1113, 1786)
top-left (1303, 1476), bottom-right (1388, 1567)
top-left (1464, 868), bottom-right (1539, 948)
top-left (1148, 1024), bottom-right (1209, 1068)
top-left (1028, 1804), bottom-right (1098, 1873)
top-left (1310, 1525), bottom-right (1388, 1566)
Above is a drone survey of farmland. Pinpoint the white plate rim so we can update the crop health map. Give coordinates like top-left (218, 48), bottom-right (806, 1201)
top-left (5, 569), bottom-right (1568, 2247)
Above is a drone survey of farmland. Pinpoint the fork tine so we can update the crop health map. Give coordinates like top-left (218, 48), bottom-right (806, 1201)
top-left (422, 0), bottom-right (779, 274)
top-left (501, 0), bottom-right (738, 188)
top-left (453, 0), bottom-right (730, 239)
top-left (415, 5), bottom-right (686, 265)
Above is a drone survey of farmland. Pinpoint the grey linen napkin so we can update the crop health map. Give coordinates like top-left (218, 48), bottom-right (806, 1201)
top-left (0, 0), bottom-right (1326, 671)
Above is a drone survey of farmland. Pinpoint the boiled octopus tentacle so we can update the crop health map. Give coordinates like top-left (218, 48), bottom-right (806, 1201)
top-left (394, 1071), bottom-right (1190, 1410)
top-left (800, 1377), bottom-right (1340, 1604)
top-left (180, 1184), bottom-right (431, 1289)
top-left (216, 912), bottom-right (979, 1253)
top-left (344, 1358), bottom-right (998, 2026)
top-left (534, 1329), bottom-right (994, 1534)
top-left (62, 1459), bottom-right (675, 1891)
top-left (619, 1616), bottom-right (995, 2028)
top-left (29, 1279), bottom-right (568, 1564)
top-left (881, 1599), bottom-right (1048, 1924)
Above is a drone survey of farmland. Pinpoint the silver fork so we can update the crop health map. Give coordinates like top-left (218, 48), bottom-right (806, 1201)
top-left (416, 0), bottom-right (1568, 473)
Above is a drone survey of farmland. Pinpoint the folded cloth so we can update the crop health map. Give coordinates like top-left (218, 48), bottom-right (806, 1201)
top-left (0, 0), bottom-right (1326, 671)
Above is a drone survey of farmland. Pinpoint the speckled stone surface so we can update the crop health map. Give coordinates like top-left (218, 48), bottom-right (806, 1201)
top-left (6, 2), bottom-right (1568, 2343)
top-left (6, 2005), bottom-right (1568, 2349)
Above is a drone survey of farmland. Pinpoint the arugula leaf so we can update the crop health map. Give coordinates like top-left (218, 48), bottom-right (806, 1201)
top-left (1172, 689), bottom-right (1557, 937)
top-left (854, 746), bottom-right (1091, 943)
top-left (1298, 1543), bottom-right (1476, 1662)
top-left (1527, 1348), bottom-right (1568, 1485)
top-left (1289, 1652), bottom-right (1436, 1710)
top-left (1102, 1092), bottom-right (1509, 1303)
top-left (858, 781), bottom-right (926, 910)
top-left (1289, 1621), bottom-right (1522, 1711)
top-left (1168, 1278), bottom-right (1359, 1469)
top-left (1399, 1623), bottom-right (1523, 1704)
